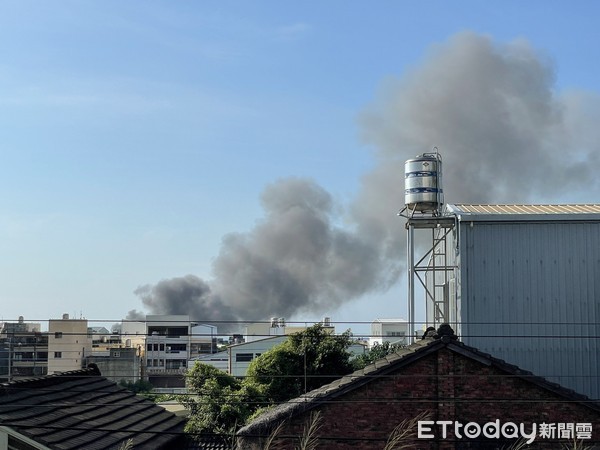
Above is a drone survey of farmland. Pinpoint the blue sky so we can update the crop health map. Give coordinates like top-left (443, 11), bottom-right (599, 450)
top-left (1, 1), bottom-right (599, 334)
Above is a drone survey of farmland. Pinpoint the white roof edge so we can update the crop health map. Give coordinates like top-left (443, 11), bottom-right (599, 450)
top-left (372, 318), bottom-right (408, 323)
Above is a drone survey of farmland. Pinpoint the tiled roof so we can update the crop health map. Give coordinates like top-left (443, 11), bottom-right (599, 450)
top-left (448, 204), bottom-right (600, 215)
top-left (0, 366), bottom-right (186, 449)
top-left (238, 333), bottom-right (600, 438)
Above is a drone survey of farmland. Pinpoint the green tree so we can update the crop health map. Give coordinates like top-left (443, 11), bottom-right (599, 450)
top-left (351, 341), bottom-right (406, 370)
top-left (182, 363), bottom-right (265, 436)
top-left (183, 324), bottom-right (356, 437)
top-left (246, 324), bottom-right (354, 403)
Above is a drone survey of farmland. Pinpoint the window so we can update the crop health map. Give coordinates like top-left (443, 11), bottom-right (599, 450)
top-left (236, 353), bottom-right (254, 362)
top-left (54, 332), bottom-right (63, 339)
top-left (54, 352), bottom-right (62, 358)
top-left (112, 351), bottom-right (121, 358)
top-left (159, 344), bottom-right (165, 351)
top-left (386, 331), bottom-right (406, 337)
top-left (147, 343), bottom-right (152, 351)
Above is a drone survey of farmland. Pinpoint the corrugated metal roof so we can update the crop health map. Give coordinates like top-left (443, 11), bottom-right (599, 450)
top-left (449, 204), bottom-right (600, 214)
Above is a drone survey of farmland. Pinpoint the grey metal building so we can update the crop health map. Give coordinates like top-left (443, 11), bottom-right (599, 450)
top-left (447, 204), bottom-right (600, 400)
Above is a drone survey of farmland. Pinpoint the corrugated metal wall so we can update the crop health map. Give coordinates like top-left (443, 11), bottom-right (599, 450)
top-left (458, 220), bottom-right (600, 399)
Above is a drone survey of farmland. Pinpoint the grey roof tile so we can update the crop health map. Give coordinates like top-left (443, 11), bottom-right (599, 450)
top-left (0, 367), bottom-right (186, 449)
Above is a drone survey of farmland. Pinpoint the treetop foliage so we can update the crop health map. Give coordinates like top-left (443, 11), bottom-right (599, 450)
top-left (184, 324), bottom-right (356, 436)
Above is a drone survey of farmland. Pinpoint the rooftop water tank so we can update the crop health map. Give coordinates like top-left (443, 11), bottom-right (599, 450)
top-left (405, 152), bottom-right (444, 213)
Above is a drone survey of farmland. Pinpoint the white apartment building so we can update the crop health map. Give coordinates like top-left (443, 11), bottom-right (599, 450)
top-left (369, 318), bottom-right (408, 348)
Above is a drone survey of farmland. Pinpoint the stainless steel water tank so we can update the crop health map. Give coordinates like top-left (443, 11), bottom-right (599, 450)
top-left (405, 153), bottom-right (443, 212)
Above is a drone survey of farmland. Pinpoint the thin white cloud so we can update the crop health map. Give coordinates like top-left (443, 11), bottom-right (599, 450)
top-left (275, 22), bottom-right (312, 41)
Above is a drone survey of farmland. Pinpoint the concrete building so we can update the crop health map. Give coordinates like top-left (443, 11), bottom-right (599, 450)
top-left (243, 317), bottom-right (334, 343)
top-left (188, 351), bottom-right (229, 373)
top-left (369, 318), bottom-right (408, 347)
top-left (0, 317), bottom-right (47, 382)
top-left (48, 314), bottom-right (92, 374)
top-left (145, 315), bottom-right (216, 389)
top-left (120, 320), bottom-right (147, 354)
top-left (87, 346), bottom-right (142, 384)
top-left (229, 336), bottom-right (288, 377)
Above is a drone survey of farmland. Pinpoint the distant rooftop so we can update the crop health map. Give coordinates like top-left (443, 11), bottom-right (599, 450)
top-left (372, 318), bottom-right (407, 323)
top-left (448, 204), bottom-right (600, 215)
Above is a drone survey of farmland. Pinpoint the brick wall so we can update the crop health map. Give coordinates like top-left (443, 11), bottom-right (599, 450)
top-left (238, 347), bottom-right (600, 449)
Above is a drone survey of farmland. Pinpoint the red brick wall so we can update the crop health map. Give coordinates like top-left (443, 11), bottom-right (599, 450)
top-left (239, 347), bottom-right (600, 449)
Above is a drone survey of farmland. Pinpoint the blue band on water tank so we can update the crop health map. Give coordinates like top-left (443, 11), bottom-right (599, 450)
top-left (405, 187), bottom-right (441, 194)
top-left (405, 171), bottom-right (437, 178)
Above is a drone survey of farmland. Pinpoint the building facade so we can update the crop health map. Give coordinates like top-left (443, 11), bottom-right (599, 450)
top-left (228, 336), bottom-right (288, 377)
top-left (369, 318), bottom-right (408, 347)
top-left (145, 315), bottom-right (216, 388)
top-left (0, 317), bottom-right (47, 381)
top-left (87, 346), bottom-right (142, 384)
top-left (445, 204), bottom-right (600, 399)
top-left (48, 314), bottom-right (92, 375)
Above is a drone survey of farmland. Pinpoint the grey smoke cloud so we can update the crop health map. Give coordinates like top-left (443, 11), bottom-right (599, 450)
top-left (134, 32), bottom-right (600, 328)
top-left (360, 32), bottom-right (598, 203)
top-left (134, 179), bottom-right (381, 328)
top-left (211, 178), bottom-right (381, 318)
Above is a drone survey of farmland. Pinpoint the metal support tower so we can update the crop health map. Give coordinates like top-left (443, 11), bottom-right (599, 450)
top-left (406, 215), bottom-right (457, 343)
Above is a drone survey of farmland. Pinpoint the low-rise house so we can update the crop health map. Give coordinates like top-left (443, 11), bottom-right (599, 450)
top-left (237, 325), bottom-right (600, 449)
top-left (0, 365), bottom-right (186, 449)
top-left (228, 336), bottom-right (288, 377)
top-left (228, 335), bottom-right (366, 378)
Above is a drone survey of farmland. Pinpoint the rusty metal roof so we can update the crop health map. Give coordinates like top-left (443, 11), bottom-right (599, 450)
top-left (448, 204), bottom-right (600, 215)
